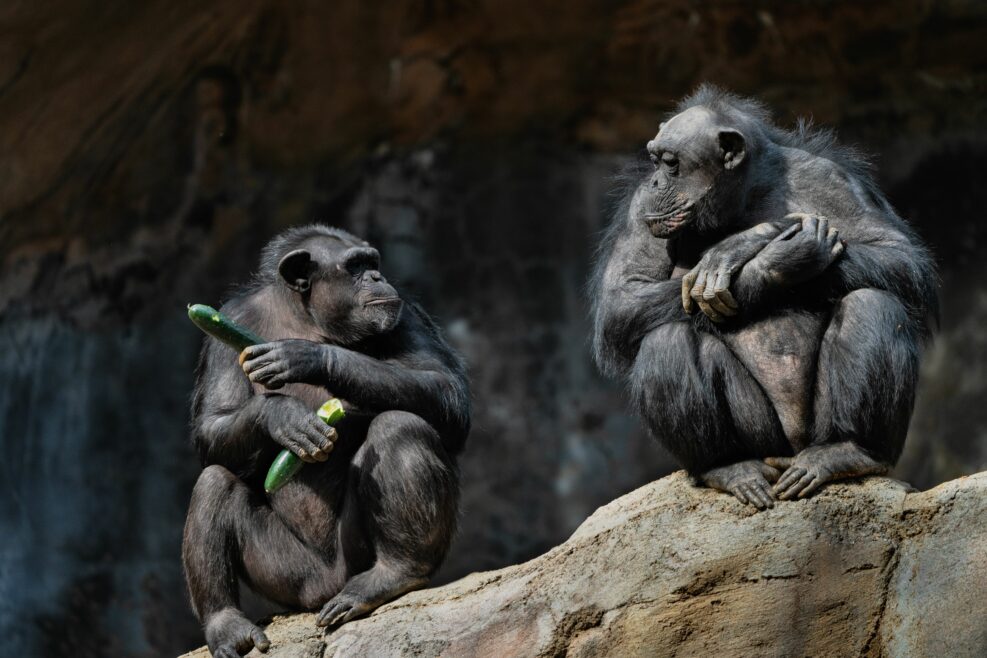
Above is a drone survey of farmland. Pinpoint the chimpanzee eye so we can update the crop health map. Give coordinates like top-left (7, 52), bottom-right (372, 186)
top-left (661, 152), bottom-right (679, 168)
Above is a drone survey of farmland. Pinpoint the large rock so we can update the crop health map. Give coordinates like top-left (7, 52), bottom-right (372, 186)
top-left (181, 471), bottom-right (987, 657)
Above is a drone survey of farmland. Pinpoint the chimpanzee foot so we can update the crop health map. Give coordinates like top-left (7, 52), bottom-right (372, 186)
top-left (204, 607), bottom-right (270, 658)
top-left (316, 563), bottom-right (428, 629)
top-left (766, 441), bottom-right (889, 501)
top-left (699, 459), bottom-right (782, 511)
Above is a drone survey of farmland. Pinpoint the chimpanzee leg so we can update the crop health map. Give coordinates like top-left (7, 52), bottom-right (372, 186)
top-left (631, 322), bottom-right (790, 508)
top-left (317, 411), bottom-right (458, 628)
top-left (183, 465), bottom-right (342, 658)
top-left (771, 288), bottom-right (919, 499)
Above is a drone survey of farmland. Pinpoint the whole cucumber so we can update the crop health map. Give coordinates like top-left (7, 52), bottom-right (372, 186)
top-left (187, 304), bottom-right (264, 352)
top-left (187, 303), bottom-right (344, 494)
top-left (264, 398), bottom-right (346, 494)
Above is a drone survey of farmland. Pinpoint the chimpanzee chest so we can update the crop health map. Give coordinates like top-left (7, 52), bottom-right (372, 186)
top-left (721, 309), bottom-right (829, 450)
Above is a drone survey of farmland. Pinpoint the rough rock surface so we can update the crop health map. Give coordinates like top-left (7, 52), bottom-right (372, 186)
top-left (181, 471), bottom-right (987, 658)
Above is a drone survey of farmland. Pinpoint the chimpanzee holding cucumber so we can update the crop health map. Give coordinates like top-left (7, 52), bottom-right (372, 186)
top-left (183, 225), bottom-right (470, 658)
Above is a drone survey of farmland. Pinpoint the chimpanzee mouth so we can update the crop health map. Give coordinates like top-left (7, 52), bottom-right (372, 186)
top-left (364, 297), bottom-right (402, 307)
top-left (643, 204), bottom-right (694, 235)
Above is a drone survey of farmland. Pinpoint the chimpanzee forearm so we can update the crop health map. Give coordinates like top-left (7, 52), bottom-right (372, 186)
top-left (821, 238), bottom-right (937, 326)
top-left (325, 346), bottom-right (469, 440)
top-left (195, 393), bottom-right (271, 467)
top-left (595, 277), bottom-right (687, 373)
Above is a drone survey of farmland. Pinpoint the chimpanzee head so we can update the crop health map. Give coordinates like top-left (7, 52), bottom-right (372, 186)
top-left (262, 225), bottom-right (403, 344)
top-left (630, 103), bottom-right (750, 239)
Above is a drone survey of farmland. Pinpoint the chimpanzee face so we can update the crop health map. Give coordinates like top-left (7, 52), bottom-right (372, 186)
top-left (631, 106), bottom-right (747, 238)
top-left (278, 237), bottom-right (403, 343)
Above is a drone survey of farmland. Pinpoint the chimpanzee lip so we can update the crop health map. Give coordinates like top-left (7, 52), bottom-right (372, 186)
top-left (364, 297), bottom-right (402, 307)
top-left (643, 203), bottom-right (694, 223)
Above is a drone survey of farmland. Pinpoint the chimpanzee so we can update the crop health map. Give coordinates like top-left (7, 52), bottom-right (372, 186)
top-left (183, 225), bottom-right (470, 657)
top-left (591, 85), bottom-right (937, 510)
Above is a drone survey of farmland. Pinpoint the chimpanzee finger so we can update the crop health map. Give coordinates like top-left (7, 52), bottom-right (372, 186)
top-left (779, 472), bottom-right (817, 500)
top-left (773, 466), bottom-right (806, 494)
top-left (816, 217), bottom-right (829, 242)
top-left (731, 485), bottom-right (751, 506)
top-left (279, 435), bottom-right (315, 463)
top-left (306, 418), bottom-right (336, 453)
top-left (697, 298), bottom-right (725, 323)
top-left (702, 289), bottom-right (737, 317)
top-left (825, 227), bottom-right (839, 246)
top-left (764, 456), bottom-right (793, 470)
top-left (797, 476), bottom-right (824, 499)
top-left (751, 481), bottom-right (775, 509)
top-left (241, 351), bottom-right (279, 376)
top-left (705, 273), bottom-right (738, 317)
top-left (251, 628), bottom-right (271, 653)
top-left (759, 462), bottom-right (782, 483)
top-left (736, 484), bottom-right (760, 509)
top-left (279, 426), bottom-right (322, 461)
top-left (239, 343), bottom-right (276, 366)
top-left (682, 270), bottom-right (698, 313)
top-left (832, 240), bottom-right (845, 258)
top-left (712, 271), bottom-right (740, 309)
top-left (772, 223), bottom-right (801, 242)
top-left (689, 269), bottom-right (708, 304)
top-left (246, 364), bottom-right (284, 386)
top-left (801, 214), bottom-right (818, 236)
top-left (299, 427), bottom-right (330, 461)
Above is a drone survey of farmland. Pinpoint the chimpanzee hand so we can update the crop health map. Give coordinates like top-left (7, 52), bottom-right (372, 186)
top-left (240, 339), bottom-right (331, 389)
top-left (259, 394), bottom-right (336, 463)
top-left (700, 459), bottom-right (782, 510)
top-left (751, 213), bottom-right (844, 287)
top-left (682, 222), bottom-right (782, 322)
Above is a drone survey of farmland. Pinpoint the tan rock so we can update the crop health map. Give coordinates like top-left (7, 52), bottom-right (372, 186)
top-left (181, 471), bottom-right (987, 658)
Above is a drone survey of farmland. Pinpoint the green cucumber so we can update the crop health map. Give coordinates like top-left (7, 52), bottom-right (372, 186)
top-left (187, 303), bottom-right (344, 495)
top-left (264, 399), bottom-right (345, 493)
top-left (187, 304), bottom-right (264, 352)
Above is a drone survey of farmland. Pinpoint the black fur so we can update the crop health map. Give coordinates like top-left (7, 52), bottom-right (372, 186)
top-left (590, 85), bottom-right (937, 506)
top-left (183, 225), bottom-right (470, 657)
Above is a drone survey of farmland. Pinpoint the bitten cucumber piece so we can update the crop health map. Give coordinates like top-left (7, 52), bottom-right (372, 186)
top-left (264, 398), bottom-right (345, 494)
top-left (187, 303), bottom-right (344, 494)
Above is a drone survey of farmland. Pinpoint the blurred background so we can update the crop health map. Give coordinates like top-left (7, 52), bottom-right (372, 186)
top-left (1, 1), bottom-right (985, 656)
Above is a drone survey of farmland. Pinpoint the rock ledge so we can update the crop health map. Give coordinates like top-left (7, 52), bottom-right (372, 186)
top-left (182, 472), bottom-right (987, 657)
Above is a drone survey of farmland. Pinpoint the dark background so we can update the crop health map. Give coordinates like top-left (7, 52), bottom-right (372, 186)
top-left (1, 2), bottom-right (985, 656)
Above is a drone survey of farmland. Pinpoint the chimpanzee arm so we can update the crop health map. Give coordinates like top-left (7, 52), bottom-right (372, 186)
top-left (240, 307), bottom-right (471, 450)
top-left (732, 213), bottom-right (937, 328)
top-left (192, 338), bottom-right (336, 474)
top-left (321, 346), bottom-right (469, 443)
top-left (591, 231), bottom-right (687, 377)
top-left (815, 217), bottom-right (938, 327)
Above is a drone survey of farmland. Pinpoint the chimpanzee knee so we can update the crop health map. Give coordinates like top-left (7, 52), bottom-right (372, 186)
top-left (814, 288), bottom-right (920, 463)
top-left (351, 411), bottom-right (458, 576)
top-left (631, 323), bottom-right (786, 473)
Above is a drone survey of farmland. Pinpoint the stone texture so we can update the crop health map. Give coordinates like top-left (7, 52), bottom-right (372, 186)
top-left (181, 471), bottom-right (987, 658)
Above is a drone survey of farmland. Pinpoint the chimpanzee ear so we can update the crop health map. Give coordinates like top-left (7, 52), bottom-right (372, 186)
top-left (718, 129), bottom-right (747, 170)
top-left (277, 249), bottom-right (315, 294)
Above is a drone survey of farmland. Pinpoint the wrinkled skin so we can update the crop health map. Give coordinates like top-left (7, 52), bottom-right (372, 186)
top-left (591, 87), bottom-right (937, 511)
